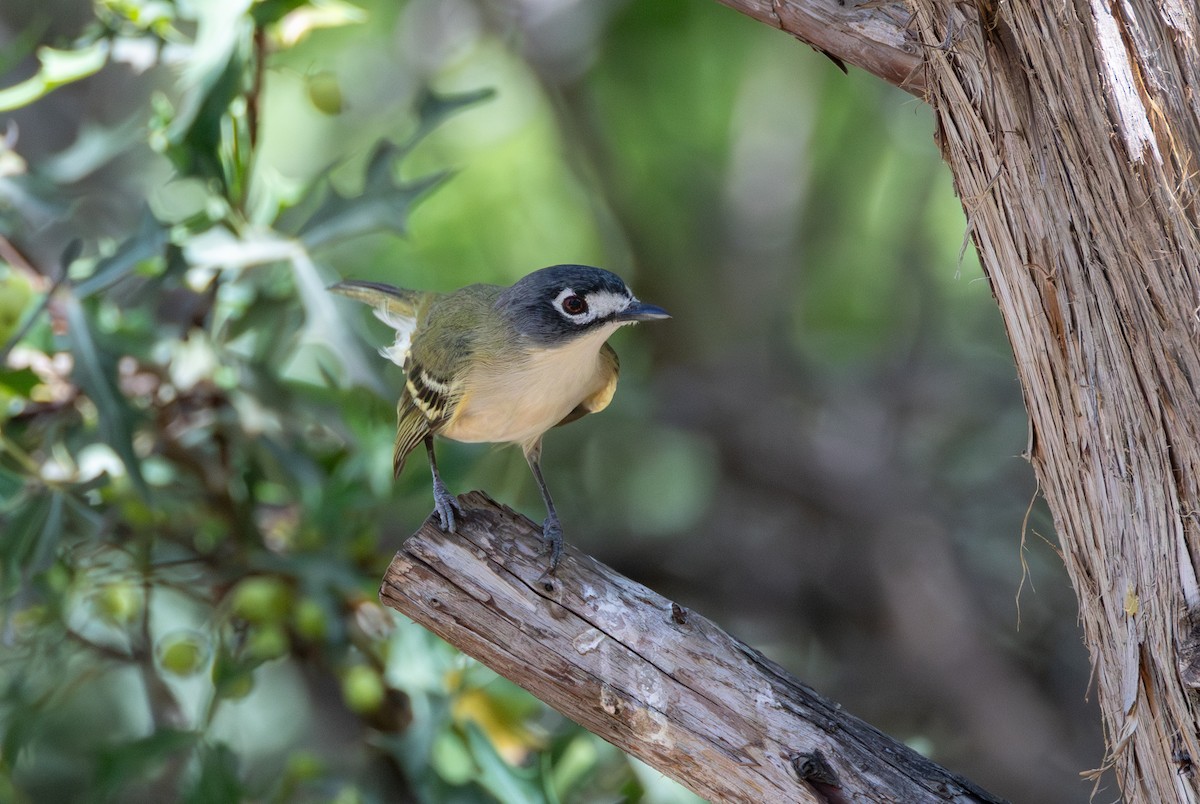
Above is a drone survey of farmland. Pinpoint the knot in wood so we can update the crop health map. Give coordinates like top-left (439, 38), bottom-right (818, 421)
top-left (790, 749), bottom-right (840, 787)
top-left (670, 601), bottom-right (688, 625)
top-left (1177, 613), bottom-right (1200, 688)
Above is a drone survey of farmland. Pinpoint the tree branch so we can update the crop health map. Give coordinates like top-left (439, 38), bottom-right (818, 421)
top-left (713, 0), bottom-right (926, 94)
top-left (714, 0), bottom-right (1200, 796)
top-left (380, 491), bottom-right (1005, 803)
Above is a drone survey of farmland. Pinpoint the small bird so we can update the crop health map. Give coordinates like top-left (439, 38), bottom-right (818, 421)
top-left (330, 264), bottom-right (669, 572)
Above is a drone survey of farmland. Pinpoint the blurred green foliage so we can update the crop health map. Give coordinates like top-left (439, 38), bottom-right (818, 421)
top-left (0, 1), bottom-right (706, 800)
top-left (0, 0), bottom-right (1098, 802)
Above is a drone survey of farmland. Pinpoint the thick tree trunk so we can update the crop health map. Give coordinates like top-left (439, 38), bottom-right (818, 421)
top-left (718, 0), bottom-right (1200, 799)
top-left (381, 492), bottom-right (1006, 803)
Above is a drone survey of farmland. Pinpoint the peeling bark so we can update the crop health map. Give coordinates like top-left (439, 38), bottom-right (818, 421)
top-left (715, 0), bottom-right (926, 92)
top-left (718, 0), bottom-right (1200, 798)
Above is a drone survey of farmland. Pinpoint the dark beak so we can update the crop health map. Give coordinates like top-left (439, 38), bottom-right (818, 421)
top-left (615, 300), bottom-right (671, 322)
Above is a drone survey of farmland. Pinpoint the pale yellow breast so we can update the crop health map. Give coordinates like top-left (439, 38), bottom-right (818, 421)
top-left (440, 325), bottom-right (619, 451)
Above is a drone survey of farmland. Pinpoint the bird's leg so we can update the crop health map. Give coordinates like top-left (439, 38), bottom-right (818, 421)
top-left (525, 441), bottom-right (563, 573)
top-left (425, 435), bottom-right (463, 532)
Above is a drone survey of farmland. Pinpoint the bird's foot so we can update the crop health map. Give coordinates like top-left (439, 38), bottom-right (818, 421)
top-left (538, 516), bottom-right (564, 575)
top-left (431, 478), bottom-right (464, 532)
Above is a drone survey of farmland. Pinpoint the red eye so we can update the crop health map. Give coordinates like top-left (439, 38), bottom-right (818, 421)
top-left (562, 295), bottom-right (588, 315)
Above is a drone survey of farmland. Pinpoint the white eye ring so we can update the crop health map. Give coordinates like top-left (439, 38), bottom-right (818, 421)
top-left (552, 287), bottom-right (633, 324)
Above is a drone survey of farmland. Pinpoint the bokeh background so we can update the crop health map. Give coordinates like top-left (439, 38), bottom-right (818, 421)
top-left (0, 0), bottom-right (1106, 801)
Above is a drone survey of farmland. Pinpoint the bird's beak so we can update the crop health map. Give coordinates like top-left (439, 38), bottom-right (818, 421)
top-left (615, 300), bottom-right (671, 322)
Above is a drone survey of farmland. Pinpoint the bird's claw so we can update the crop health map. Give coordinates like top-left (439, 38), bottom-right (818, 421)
top-left (431, 479), bottom-right (464, 533)
top-left (539, 516), bottom-right (564, 574)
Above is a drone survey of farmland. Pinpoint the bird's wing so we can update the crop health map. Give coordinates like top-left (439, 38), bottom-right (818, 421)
top-left (392, 394), bottom-right (432, 476)
top-left (393, 286), bottom-right (501, 474)
top-left (329, 280), bottom-right (434, 367)
top-left (556, 343), bottom-right (620, 427)
top-left (393, 358), bottom-right (460, 475)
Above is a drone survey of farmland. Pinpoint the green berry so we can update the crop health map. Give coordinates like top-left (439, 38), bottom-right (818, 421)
top-left (158, 632), bottom-right (208, 676)
top-left (306, 72), bottom-right (343, 115)
top-left (97, 582), bottom-right (141, 624)
top-left (246, 624), bottom-right (290, 661)
top-left (0, 269), bottom-right (32, 345)
top-left (341, 665), bottom-right (385, 714)
top-left (230, 576), bottom-right (292, 623)
top-left (293, 597), bottom-right (329, 641)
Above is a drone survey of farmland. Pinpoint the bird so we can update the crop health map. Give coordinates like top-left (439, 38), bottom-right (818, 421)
top-left (329, 264), bottom-right (670, 572)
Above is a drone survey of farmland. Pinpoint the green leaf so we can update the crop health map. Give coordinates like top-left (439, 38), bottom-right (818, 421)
top-left (0, 491), bottom-right (49, 591)
top-left (295, 142), bottom-right (451, 250)
top-left (405, 87), bottom-right (496, 149)
top-left (73, 207), bottom-right (167, 298)
top-left (0, 41), bottom-right (109, 112)
top-left (29, 491), bottom-right (63, 576)
top-left (0, 489), bottom-right (68, 592)
top-left (39, 116), bottom-right (147, 185)
top-left (263, 0), bottom-right (368, 41)
top-left (39, 42), bottom-right (108, 84)
top-left (94, 730), bottom-right (199, 798)
top-left (465, 722), bottom-right (548, 804)
top-left (0, 464), bottom-right (23, 503)
top-left (167, 44), bottom-right (250, 192)
top-left (61, 295), bottom-right (149, 497)
top-left (159, 0), bottom-right (260, 194)
top-left (250, 0), bottom-right (311, 26)
top-left (60, 238), bottom-right (83, 270)
top-left (288, 243), bottom-right (389, 396)
top-left (0, 367), bottom-right (39, 397)
top-left (0, 16), bottom-right (46, 79)
top-left (169, 0), bottom-right (254, 137)
top-left (184, 742), bottom-right (242, 803)
top-left (284, 88), bottom-right (494, 250)
top-left (61, 486), bottom-right (107, 533)
top-left (0, 674), bottom-right (48, 764)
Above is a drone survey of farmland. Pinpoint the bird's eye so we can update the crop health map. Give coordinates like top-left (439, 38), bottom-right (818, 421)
top-left (561, 295), bottom-right (588, 315)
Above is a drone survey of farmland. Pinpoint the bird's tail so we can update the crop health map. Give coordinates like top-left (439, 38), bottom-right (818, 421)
top-left (328, 280), bottom-right (427, 320)
top-left (329, 280), bottom-right (432, 367)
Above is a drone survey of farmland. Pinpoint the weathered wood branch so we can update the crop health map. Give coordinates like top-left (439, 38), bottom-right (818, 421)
top-left (713, 0), bottom-right (926, 94)
top-left (380, 491), bottom-right (1005, 803)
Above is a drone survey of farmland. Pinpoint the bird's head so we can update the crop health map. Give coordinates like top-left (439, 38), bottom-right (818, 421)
top-left (495, 264), bottom-right (670, 345)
